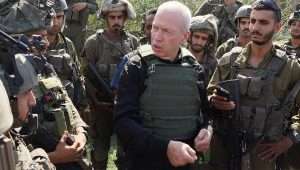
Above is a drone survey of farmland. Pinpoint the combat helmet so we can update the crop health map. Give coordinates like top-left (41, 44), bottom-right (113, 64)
top-left (53, 0), bottom-right (68, 13)
top-left (234, 5), bottom-right (252, 25)
top-left (288, 10), bottom-right (300, 25)
top-left (0, 0), bottom-right (55, 34)
top-left (0, 79), bottom-right (13, 134)
top-left (190, 14), bottom-right (219, 49)
top-left (98, 0), bottom-right (136, 19)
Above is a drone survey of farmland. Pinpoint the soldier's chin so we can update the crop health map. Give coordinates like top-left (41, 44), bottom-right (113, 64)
top-left (252, 40), bottom-right (268, 46)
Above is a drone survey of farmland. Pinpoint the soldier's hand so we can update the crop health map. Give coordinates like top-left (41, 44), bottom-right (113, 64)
top-left (48, 132), bottom-right (82, 163)
top-left (194, 128), bottom-right (212, 152)
top-left (72, 2), bottom-right (87, 12)
top-left (73, 132), bottom-right (87, 152)
top-left (209, 94), bottom-right (235, 110)
top-left (256, 137), bottom-right (293, 161)
top-left (167, 140), bottom-right (197, 167)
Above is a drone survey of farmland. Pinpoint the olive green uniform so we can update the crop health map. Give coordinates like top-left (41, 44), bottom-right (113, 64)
top-left (194, 0), bottom-right (243, 45)
top-left (47, 33), bottom-right (89, 123)
top-left (215, 37), bottom-right (239, 59)
top-left (207, 43), bottom-right (300, 170)
top-left (64, 0), bottom-right (98, 54)
top-left (82, 29), bottom-right (139, 169)
top-left (282, 39), bottom-right (300, 58)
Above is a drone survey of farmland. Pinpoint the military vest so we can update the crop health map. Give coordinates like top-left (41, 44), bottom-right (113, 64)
top-left (138, 45), bottom-right (204, 140)
top-left (95, 30), bottom-right (137, 81)
top-left (230, 48), bottom-right (287, 142)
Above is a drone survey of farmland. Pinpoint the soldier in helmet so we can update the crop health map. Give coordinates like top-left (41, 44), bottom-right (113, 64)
top-left (281, 9), bottom-right (300, 58)
top-left (194, 0), bottom-right (243, 45)
top-left (0, 48), bottom-right (55, 170)
top-left (63, 0), bottom-right (98, 54)
top-left (82, 0), bottom-right (139, 169)
top-left (0, 1), bottom-right (90, 169)
top-left (215, 5), bottom-right (251, 59)
top-left (188, 14), bottom-right (218, 82)
top-left (46, 0), bottom-right (88, 119)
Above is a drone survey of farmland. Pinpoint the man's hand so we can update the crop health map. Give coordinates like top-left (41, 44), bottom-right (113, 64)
top-left (256, 137), bottom-right (293, 161)
top-left (167, 140), bottom-right (197, 167)
top-left (194, 128), bottom-right (212, 152)
top-left (209, 93), bottom-right (235, 111)
top-left (73, 132), bottom-right (87, 152)
top-left (48, 132), bottom-right (82, 163)
top-left (72, 2), bottom-right (87, 12)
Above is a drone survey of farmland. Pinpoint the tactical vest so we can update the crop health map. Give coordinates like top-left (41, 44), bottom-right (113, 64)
top-left (231, 49), bottom-right (287, 142)
top-left (138, 46), bottom-right (204, 140)
top-left (95, 30), bottom-right (137, 81)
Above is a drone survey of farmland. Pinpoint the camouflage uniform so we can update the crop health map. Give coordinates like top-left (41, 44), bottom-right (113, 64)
top-left (0, 50), bottom-right (55, 170)
top-left (64, 0), bottom-right (98, 54)
top-left (282, 40), bottom-right (300, 58)
top-left (208, 43), bottom-right (300, 170)
top-left (82, 1), bottom-right (138, 169)
top-left (194, 0), bottom-right (243, 45)
top-left (0, 1), bottom-right (90, 169)
top-left (189, 14), bottom-right (218, 83)
top-left (215, 37), bottom-right (238, 59)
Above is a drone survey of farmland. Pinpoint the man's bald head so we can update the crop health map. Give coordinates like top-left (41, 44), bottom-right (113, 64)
top-left (155, 1), bottom-right (192, 33)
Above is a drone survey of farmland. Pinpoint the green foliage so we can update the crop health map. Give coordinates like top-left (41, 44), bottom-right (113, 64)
top-left (87, 0), bottom-right (293, 40)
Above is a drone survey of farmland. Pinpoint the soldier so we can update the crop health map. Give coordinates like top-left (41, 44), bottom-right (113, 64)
top-left (194, 0), bottom-right (243, 45)
top-left (114, 1), bottom-right (212, 169)
top-left (139, 8), bottom-right (157, 45)
top-left (208, 0), bottom-right (300, 170)
top-left (281, 9), bottom-right (300, 57)
top-left (215, 5), bottom-right (252, 59)
top-left (0, 47), bottom-right (55, 170)
top-left (82, 0), bottom-right (139, 169)
top-left (1, 1), bottom-right (91, 169)
top-left (188, 14), bottom-right (218, 82)
top-left (46, 0), bottom-right (87, 118)
top-left (63, 0), bottom-right (98, 54)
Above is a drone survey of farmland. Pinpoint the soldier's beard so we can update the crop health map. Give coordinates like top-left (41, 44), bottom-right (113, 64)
top-left (191, 44), bottom-right (205, 53)
top-left (291, 33), bottom-right (300, 39)
top-left (251, 30), bottom-right (274, 46)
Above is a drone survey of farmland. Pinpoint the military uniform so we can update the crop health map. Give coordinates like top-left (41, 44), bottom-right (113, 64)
top-left (114, 45), bottom-right (209, 170)
top-left (215, 37), bottom-right (239, 59)
top-left (207, 43), bottom-right (300, 170)
top-left (82, 28), bottom-right (138, 169)
top-left (46, 32), bottom-right (88, 120)
top-left (64, 0), bottom-right (98, 54)
top-left (282, 40), bottom-right (300, 58)
top-left (194, 0), bottom-right (243, 45)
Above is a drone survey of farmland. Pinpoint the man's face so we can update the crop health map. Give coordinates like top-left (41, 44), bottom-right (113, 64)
top-left (290, 20), bottom-right (300, 39)
top-left (106, 11), bottom-right (126, 32)
top-left (249, 10), bottom-right (280, 45)
top-left (47, 11), bottom-right (65, 35)
top-left (143, 14), bottom-right (155, 39)
top-left (151, 11), bottom-right (188, 60)
top-left (189, 31), bottom-right (209, 53)
top-left (238, 17), bottom-right (251, 37)
top-left (17, 90), bottom-right (36, 121)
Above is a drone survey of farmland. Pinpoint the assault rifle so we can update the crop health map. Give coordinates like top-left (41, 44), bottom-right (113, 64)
top-left (216, 79), bottom-right (242, 170)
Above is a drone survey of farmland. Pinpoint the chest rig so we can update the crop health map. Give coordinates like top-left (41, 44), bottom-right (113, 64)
top-left (138, 46), bottom-right (205, 140)
top-left (95, 30), bottom-right (136, 81)
top-left (230, 50), bottom-right (287, 143)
